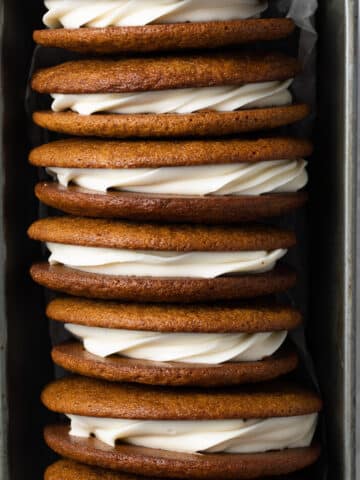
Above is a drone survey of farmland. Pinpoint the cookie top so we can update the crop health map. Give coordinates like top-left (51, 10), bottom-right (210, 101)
top-left (33, 18), bottom-right (296, 55)
top-left (47, 297), bottom-right (301, 333)
top-left (30, 137), bottom-right (313, 169)
top-left (41, 376), bottom-right (322, 420)
top-left (45, 459), bottom-right (305, 480)
top-left (45, 460), bottom-right (160, 480)
top-left (28, 217), bottom-right (296, 251)
top-left (31, 52), bottom-right (300, 94)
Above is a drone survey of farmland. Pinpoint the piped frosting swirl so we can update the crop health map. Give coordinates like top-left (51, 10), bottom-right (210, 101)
top-left (43, 0), bottom-right (269, 29)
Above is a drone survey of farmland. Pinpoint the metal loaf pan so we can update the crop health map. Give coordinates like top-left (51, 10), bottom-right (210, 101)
top-left (309, 0), bottom-right (358, 479)
top-left (0, 0), bottom-right (358, 479)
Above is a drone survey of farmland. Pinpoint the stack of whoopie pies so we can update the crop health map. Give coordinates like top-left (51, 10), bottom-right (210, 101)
top-left (29, 2), bottom-right (322, 479)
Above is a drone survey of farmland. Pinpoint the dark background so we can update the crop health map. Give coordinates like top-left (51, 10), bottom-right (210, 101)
top-left (3, 1), bottom-right (55, 478)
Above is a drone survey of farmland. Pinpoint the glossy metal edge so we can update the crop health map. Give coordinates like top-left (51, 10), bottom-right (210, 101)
top-left (355, 0), bottom-right (360, 477)
top-left (343, 2), bottom-right (358, 479)
top-left (313, 1), bottom-right (358, 479)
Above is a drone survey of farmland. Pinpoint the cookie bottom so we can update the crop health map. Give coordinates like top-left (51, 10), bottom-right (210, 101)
top-left (30, 263), bottom-right (297, 303)
top-left (33, 106), bottom-right (310, 139)
top-left (52, 341), bottom-right (299, 387)
top-left (44, 425), bottom-right (321, 479)
top-left (34, 19), bottom-right (295, 54)
top-left (36, 183), bottom-right (308, 223)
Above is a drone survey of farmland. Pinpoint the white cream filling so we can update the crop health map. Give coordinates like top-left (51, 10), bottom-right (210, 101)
top-left (65, 323), bottom-right (287, 363)
top-left (50, 80), bottom-right (293, 115)
top-left (43, 0), bottom-right (269, 29)
top-left (67, 413), bottom-right (318, 453)
top-left (47, 243), bottom-right (288, 278)
top-left (47, 159), bottom-right (308, 196)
